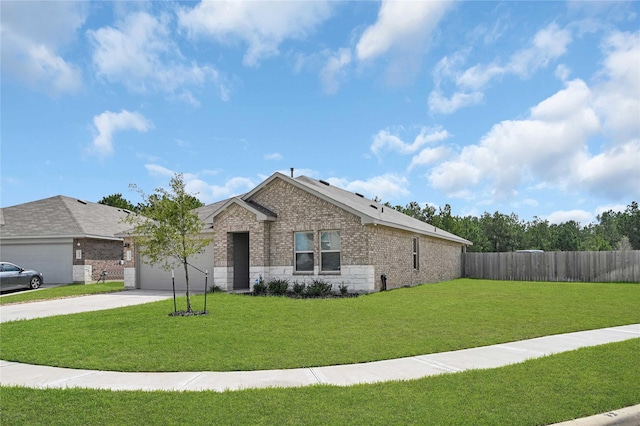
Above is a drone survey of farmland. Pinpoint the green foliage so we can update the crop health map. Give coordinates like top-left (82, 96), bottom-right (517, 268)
top-left (267, 279), bottom-right (289, 296)
top-left (305, 279), bottom-right (333, 297)
top-left (390, 200), bottom-right (640, 252)
top-left (125, 173), bottom-right (211, 312)
top-left (339, 282), bottom-right (349, 296)
top-left (253, 276), bottom-right (267, 295)
top-left (292, 281), bottom-right (306, 296)
top-left (97, 193), bottom-right (136, 211)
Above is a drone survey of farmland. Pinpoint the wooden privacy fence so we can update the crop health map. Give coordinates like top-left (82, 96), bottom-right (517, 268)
top-left (463, 250), bottom-right (640, 283)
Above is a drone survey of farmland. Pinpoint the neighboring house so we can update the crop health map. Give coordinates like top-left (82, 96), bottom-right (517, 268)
top-left (125, 173), bottom-right (472, 292)
top-left (0, 196), bottom-right (132, 284)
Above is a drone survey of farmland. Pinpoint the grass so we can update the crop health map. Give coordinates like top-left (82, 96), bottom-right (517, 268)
top-left (1, 279), bottom-right (638, 372)
top-left (1, 339), bottom-right (638, 425)
top-left (0, 282), bottom-right (124, 305)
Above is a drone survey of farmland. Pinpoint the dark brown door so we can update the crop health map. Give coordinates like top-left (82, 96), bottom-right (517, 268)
top-left (233, 233), bottom-right (250, 290)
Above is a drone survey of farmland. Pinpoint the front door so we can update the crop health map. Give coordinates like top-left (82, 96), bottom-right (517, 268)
top-left (233, 233), bottom-right (250, 290)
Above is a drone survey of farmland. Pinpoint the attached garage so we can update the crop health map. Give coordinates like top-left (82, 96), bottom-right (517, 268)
top-left (1, 196), bottom-right (132, 284)
top-left (136, 242), bottom-right (214, 291)
top-left (1, 239), bottom-right (73, 284)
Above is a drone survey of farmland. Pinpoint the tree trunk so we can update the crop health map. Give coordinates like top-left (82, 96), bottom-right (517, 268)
top-left (183, 261), bottom-right (191, 312)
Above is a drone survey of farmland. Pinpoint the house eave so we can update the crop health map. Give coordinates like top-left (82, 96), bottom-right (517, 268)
top-left (0, 234), bottom-right (123, 241)
top-left (362, 218), bottom-right (472, 246)
top-left (210, 197), bottom-right (277, 222)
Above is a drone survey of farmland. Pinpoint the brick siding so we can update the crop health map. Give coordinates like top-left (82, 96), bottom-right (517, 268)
top-left (73, 238), bottom-right (124, 281)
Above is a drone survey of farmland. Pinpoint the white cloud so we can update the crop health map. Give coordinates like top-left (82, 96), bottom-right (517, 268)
top-left (507, 23), bottom-right (572, 77)
top-left (594, 203), bottom-right (628, 216)
top-left (430, 23), bottom-right (573, 115)
top-left (356, 1), bottom-right (453, 62)
top-left (428, 79), bottom-right (601, 199)
top-left (326, 174), bottom-right (410, 202)
top-left (546, 209), bottom-right (593, 225)
top-left (319, 48), bottom-right (352, 95)
top-left (0, 1), bottom-right (86, 94)
top-left (428, 90), bottom-right (484, 115)
top-left (408, 146), bottom-right (451, 171)
top-left (427, 29), bottom-right (640, 204)
top-left (88, 12), bottom-right (228, 101)
top-left (577, 140), bottom-right (640, 199)
top-left (371, 127), bottom-right (450, 158)
top-left (592, 31), bottom-right (640, 144)
top-left (145, 164), bottom-right (256, 204)
top-left (178, 1), bottom-right (334, 67)
top-left (264, 153), bottom-right (283, 161)
top-left (91, 110), bottom-right (152, 157)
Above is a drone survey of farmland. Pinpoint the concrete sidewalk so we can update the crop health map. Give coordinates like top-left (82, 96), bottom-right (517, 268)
top-left (1, 324), bottom-right (638, 392)
top-left (0, 290), bottom-right (174, 323)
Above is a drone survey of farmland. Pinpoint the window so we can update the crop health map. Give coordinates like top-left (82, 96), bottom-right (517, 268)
top-left (413, 237), bottom-right (419, 270)
top-left (294, 232), bottom-right (314, 272)
top-left (320, 231), bottom-right (341, 272)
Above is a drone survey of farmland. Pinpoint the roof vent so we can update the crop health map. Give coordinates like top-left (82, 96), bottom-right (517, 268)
top-left (370, 204), bottom-right (378, 210)
top-left (77, 199), bottom-right (87, 205)
top-left (355, 192), bottom-right (364, 198)
top-left (319, 179), bottom-right (330, 186)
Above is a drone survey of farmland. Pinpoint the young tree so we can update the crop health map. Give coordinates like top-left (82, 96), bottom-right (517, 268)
top-left (125, 174), bottom-right (211, 313)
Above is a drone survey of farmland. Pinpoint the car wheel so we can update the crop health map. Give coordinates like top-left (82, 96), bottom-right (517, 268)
top-left (29, 276), bottom-right (42, 289)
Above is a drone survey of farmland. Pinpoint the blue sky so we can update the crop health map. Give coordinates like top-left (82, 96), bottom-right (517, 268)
top-left (1, 1), bottom-right (639, 225)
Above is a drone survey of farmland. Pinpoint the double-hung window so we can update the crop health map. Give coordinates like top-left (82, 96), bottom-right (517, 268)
top-left (412, 237), bottom-right (419, 270)
top-left (320, 231), bottom-right (341, 272)
top-left (294, 232), bottom-right (314, 272)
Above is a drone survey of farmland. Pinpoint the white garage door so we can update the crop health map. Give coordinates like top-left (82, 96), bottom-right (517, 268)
top-left (1, 242), bottom-right (73, 284)
top-left (137, 243), bottom-right (214, 292)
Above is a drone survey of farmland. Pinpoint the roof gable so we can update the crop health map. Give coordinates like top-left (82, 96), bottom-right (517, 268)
top-left (209, 197), bottom-right (277, 222)
top-left (244, 173), bottom-right (471, 246)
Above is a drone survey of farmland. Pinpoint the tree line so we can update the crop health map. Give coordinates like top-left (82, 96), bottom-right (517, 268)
top-left (384, 201), bottom-right (640, 253)
top-left (99, 192), bottom-right (638, 253)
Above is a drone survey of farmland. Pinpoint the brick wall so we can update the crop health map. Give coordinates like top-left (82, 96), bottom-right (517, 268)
top-left (72, 238), bottom-right (124, 282)
top-left (368, 225), bottom-right (463, 290)
top-left (250, 178), bottom-right (369, 268)
top-left (210, 178), bottom-right (464, 292)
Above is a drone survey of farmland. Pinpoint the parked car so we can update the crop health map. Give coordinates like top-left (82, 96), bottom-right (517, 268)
top-left (0, 262), bottom-right (44, 291)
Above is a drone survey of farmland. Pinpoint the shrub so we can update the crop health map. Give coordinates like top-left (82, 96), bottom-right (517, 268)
top-left (208, 284), bottom-right (223, 293)
top-left (338, 282), bottom-right (349, 296)
top-left (267, 279), bottom-right (289, 296)
top-left (253, 276), bottom-right (267, 295)
top-left (305, 279), bottom-right (333, 298)
top-left (292, 281), bottom-right (306, 297)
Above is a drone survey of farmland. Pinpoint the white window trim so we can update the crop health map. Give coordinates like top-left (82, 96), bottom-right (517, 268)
top-left (320, 230), bottom-right (341, 273)
top-left (413, 237), bottom-right (419, 270)
top-left (294, 231), bottom-right (314, 273)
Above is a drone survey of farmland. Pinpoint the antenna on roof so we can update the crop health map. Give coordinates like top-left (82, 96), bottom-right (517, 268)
top-left (290, 167), bottom-right (294, 178)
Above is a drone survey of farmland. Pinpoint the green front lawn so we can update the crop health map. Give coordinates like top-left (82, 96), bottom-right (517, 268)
top-left (2, 339), bottom-right (639, 426)
top-left (1, 279), bottom-right (638, 372)
top-left (0, 282), bottom-right (124, 305)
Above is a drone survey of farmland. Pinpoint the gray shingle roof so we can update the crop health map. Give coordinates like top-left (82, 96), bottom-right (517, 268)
top-left (291, 175), bottom-right (472, 246)
top-left (234, 173), bottom-right (472, 246)
top-left (0, 196), bottom-right (133, 240)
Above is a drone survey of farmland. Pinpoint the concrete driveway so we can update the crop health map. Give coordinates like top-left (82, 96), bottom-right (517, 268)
top-left (0, 290), bottom-right (174, 323)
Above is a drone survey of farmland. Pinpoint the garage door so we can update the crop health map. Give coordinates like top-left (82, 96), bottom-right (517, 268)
top-left (0, 242), bottom-right (73, 284)
top-left (137, 243), bottom-right (214, 291)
